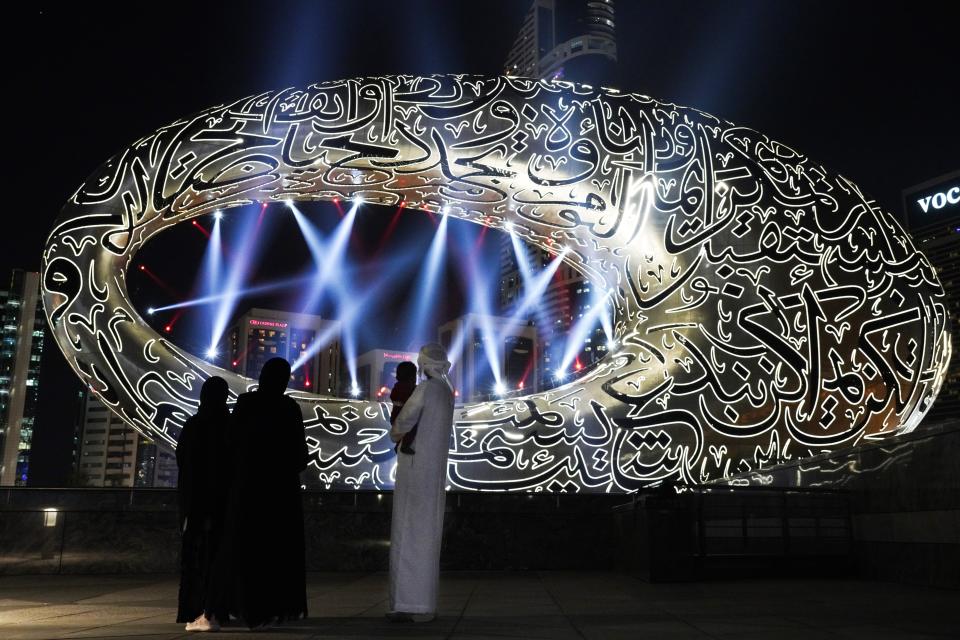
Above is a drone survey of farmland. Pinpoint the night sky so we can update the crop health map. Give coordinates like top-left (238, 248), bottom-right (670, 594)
top-left (13, 1), bottom-right (959, 484)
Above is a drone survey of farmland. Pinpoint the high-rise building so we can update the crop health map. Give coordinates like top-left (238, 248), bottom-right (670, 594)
top-left (498, 236), bottom-right (610, 390)
top-left (902, 170), bottom-right (960, 420)
top-left (75, 391), bottom-right (176, 487)
top-left (0, 270), bottom-right (45, 486)
top-left (439, 313), bottom-right (538, 403)
top-left (225, 308), bottom-right (342, 394)
top-left (504, 0), bottom-right (617, 86)
top-left (355, 348), bottom-right (420, 401)
top-left (501, 1), bottom-right (618, 391)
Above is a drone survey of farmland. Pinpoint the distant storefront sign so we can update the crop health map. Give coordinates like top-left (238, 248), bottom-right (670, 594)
top-left (249, 319), bottom-right (288, 329)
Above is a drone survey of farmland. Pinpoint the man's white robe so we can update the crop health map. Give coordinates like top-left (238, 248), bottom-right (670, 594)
top-left (388, 377), bottom-right (455, 614)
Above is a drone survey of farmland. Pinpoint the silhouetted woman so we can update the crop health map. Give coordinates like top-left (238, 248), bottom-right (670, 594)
top-left (225, 357), bottom-right (309, 629)
top-left (177, 376), bottom-right (231, 632)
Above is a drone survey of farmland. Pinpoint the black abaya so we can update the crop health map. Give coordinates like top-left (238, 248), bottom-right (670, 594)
top-left (223, 388), bottom-right (309, 627)
top-left (176, 405), bottom-right (230, 623)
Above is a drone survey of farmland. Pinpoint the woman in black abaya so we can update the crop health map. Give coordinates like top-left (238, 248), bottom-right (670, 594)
top-left (226, 357), bottom-right (309, 629)
top-left (176, 376), bottom-right (231, 631)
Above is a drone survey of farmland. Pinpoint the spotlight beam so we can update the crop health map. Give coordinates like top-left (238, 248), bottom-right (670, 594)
top-left (209, 204), bottom-right (269, 353)
top-left (149, 250), bottom-right (421, 316)
top-left (149, 274), bottom-right (315, 314)
top-left (407, 213), bottom-right (449, 346)
top-left (191, 219), bottom-right (211, 239)
top-left (321, 275), bottom-right (363, 394)
top-left (373, 203), bottom-right (406, 256)
top-left (470, 272), bottom-right (503, 386)
top-left (557, 289), bottom-right (615, 376)
top-left (509, 228), bottom-right (534, 284)
top-left (192, 216), bottom-right (224, 342)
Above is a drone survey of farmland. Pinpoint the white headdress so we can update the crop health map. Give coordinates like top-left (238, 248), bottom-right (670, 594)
top-left (418, 342), bottom-right (453, 391)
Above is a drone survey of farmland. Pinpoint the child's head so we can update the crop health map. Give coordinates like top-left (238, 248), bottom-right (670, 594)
top-left (395, 361), bottom-right (417, 384)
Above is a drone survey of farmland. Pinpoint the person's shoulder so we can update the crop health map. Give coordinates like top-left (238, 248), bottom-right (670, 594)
top-left (281, 394), bottom-right (302, 413)
top-left (179, 415), bottom-right (198, 437)
top-left (425, 378), bottom-right (452, 396)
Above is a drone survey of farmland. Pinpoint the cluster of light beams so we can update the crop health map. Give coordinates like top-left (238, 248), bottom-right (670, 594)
top-left (506, 223), bottom-right (556, 349)
top-left (288, 199), bottom-right (367, 393)
top-left (152, 198), bottom-right (605, 396)
top-left (290, 199), bottom-right (360, 314)
top-left (497, 247), bottom-right (568, 346)
top-left (289, 278), bottom-right (393, 375)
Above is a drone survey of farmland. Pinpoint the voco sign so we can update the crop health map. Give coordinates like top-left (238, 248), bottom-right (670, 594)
top-left (917, 185), bottom-right (960, 212)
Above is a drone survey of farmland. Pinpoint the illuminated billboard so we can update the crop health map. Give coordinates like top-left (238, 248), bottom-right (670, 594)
top-left (903, 171), bottom-right (960, 230)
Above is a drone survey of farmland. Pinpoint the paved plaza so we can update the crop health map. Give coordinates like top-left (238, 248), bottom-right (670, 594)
top-left (0, 572), bottom-right (956, 639)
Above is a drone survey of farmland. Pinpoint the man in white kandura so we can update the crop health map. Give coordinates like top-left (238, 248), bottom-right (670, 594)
top-left (387, 343), bottom-right (455, 623)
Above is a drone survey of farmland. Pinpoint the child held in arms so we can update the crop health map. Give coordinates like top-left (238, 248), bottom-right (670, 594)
top-left (390, 361), bottom-right (418, 455)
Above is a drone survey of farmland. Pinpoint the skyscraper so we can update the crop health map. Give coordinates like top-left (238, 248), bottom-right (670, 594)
top-left (901, 170), bottom-right (960, 420)
top-left (226, 308), bottom-right (342, 394)
top-left (75, 391), bottom-right (177, 488)
top-left (0, 270), bottom-right (45, 486)
top-left (504, 0), bottom-right (617, 86)
top-left (501, 1), bottom-right (618, 390)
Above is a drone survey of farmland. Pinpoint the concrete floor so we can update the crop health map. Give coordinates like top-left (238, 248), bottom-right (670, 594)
top-left (0, 572), bottom-right (956, 639)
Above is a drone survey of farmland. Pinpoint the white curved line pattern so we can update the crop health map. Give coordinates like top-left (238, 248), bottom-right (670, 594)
top-left (41, 75), bottom-right (949, 492)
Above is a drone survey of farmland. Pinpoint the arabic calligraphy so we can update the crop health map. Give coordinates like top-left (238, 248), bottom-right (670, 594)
top-left (42, 75), bottom-right (949, 491)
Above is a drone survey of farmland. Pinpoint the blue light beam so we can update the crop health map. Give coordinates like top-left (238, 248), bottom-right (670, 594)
top-left (406, 213), bottom-right (449, 347)
top-left (556, 289), bottom-right (615, 377)
top-left (208, 205), bottom-right (268, 355)
top-left (150, 274), bottom-right (314, 313)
